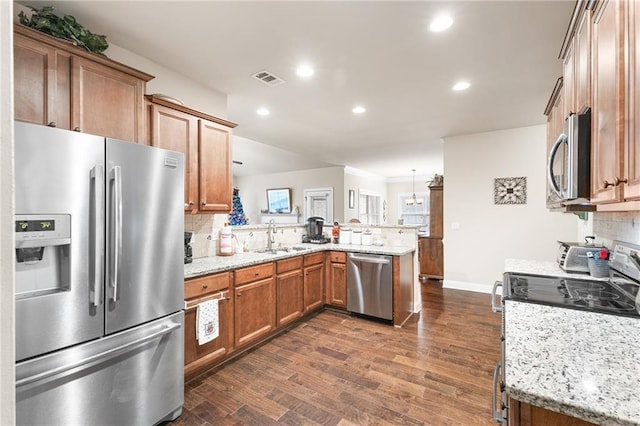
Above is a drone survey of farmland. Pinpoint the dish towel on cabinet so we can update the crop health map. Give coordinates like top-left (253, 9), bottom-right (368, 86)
top-left (196, 299), bottom-right (219, 345)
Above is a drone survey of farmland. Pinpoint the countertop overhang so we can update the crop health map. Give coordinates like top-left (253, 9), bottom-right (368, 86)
top-left (185, 243), bottom-right (415, 279)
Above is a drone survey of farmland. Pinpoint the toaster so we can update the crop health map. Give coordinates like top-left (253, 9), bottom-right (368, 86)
top-left (557, 241), bottom-right (604, 273)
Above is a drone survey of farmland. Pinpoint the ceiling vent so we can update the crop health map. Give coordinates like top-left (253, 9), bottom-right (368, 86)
top-left (252, 70), bottom-right (285, 87)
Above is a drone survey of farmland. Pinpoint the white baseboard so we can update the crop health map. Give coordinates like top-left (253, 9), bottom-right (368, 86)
top-left (442, 280), bottom-right (493, 294)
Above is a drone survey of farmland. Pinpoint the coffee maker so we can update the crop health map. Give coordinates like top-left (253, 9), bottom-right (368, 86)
top-left (184, 232), bottom-right (193, 264)
top-left (303, 217), bottom-right (330, 244)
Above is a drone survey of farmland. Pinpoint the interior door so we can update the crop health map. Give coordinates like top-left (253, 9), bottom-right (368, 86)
top-left (14, 122), bottom-right (105, 361)
top-left (105, 139), bottom-right (184, 334)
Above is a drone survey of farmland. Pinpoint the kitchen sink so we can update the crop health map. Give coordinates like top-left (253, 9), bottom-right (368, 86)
top-left (254, 246), bottom-right (309, 254)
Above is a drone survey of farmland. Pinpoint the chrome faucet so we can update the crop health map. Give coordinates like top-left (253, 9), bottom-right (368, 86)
top-left (267, 219), bottom-right (277, 251)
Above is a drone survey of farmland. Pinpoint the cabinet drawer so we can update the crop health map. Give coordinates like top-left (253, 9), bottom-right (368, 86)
top-left (329, 251), bottom-right (346, 263)
top-left (185, 272), bottom-right (231, 300)
top-left (277, 256), bottom-right (303, 274)
top-left (235, 262), bottom-right (274, 286)
top-left (304, 252), bottom-right (325, 266)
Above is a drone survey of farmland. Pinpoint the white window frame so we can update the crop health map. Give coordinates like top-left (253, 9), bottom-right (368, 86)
top-left (398, 192), bottom-right (429, 225)
top-left (358, 189), bottom-right (381, 225)
top-left (304, 187), bottom-right (334, 223)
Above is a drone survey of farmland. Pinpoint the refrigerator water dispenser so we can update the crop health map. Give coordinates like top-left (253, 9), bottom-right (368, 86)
top-left (15, 214), bottom-right (71, 299)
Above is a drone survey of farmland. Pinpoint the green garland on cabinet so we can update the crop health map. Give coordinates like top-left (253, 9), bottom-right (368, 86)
top-left (18, 5), bottom-right (109, 55)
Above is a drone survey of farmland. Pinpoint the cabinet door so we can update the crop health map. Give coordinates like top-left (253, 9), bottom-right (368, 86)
top-left (148, 103), bottom-right (199, 211)
top-left (429, 186), bottom-right (443, 238)
top-left (563, 41), bottom-right (576, 118)
top-left (184, 294), bottom-right (233, 372)
top-left (14, 33), bottom-right (71, 129)
top-left (235, 278), bottom-right (275, 347)
top-left (71, 56), bottom-right (146, 142)
top-left (575, 7), bottom-right (592, 114)
top-left (625, 0), bottom-right (640, 200)
top-left (591, 0), bottom-right (625, 203)
top-left (327, 262), bottom-right (347, 307)
top-left (512, 399), bottom-right (595, 426)
top-left (304, 263), bottom-right (324, 312)
top-left (419, 237), bottom-right (443, 279)
top-left (198, 119), bottom-right (232, 212)
top-left (276, 269), bottom-right (304, 327)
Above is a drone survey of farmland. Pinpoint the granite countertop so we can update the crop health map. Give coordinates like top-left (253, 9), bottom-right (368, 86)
top-left (185, 243), bottom-right (415, 279)
top-left (504, 258), bottom-right (640, 425)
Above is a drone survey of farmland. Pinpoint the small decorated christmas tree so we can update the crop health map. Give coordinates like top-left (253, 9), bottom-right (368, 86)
top-left (228, 187), bottom-right (248, 225)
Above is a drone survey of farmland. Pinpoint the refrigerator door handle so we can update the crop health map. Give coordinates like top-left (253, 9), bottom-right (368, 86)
top-left (109, 165), bottom-right (123, 302)
top-left (16, 322), bottom-right (181, 388)
top-left (90, 165), bottom-right (105, 307)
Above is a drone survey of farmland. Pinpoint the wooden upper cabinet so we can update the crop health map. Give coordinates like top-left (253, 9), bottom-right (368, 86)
top-left (13, 24), bottom-right (153, 142)
top-left (147, 102), bottom-right (199, 211)
top-left (146, 95), bottom-right (237, 213)
top-left (591, 0), bottom-right (625, 204)
top-left (625, 0), bottom-right (640, 200)
top-left (563, 41), bottom-right (576, 119)
top-left (14, 31), bottom-right (71, 128)
top-left (199, 119), bottom-right (233, 212)
top-left (574, 7), bottom-right (592, 114)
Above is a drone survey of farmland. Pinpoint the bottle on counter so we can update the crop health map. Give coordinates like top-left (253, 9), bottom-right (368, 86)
top-left (218, 223), bottom-right (234, 256)
top-left (332, 222), bottom-right (340, 243)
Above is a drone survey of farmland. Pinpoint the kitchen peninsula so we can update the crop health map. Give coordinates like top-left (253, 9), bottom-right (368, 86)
top-left (183, 240), bottom-right (415, 380)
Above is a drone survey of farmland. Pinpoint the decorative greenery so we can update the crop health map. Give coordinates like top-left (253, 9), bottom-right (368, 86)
top-left (428, 173), bottom-right (444, 186)
top-left (19, 5), bottom-right (109, 55)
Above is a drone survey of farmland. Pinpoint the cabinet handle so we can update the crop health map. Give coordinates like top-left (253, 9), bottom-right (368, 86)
top-left (237, 292), bottom-right (242, 297)
top-left (225, 296), bottom-right (231, 301)
top-left (202, 284), bottom-right (208, 289)
top-left (73, 127), bottom-right (81, 132)
top-left (189, 201), bottom-right (195, 206)
top-left (201, 201), bottom-right (206, 206)
top-left (603, 180), bottom-right (615, 188)
top-left (254, 272), bottom-right (260, 276)
top-left (615, 177), bottom-right (628, 186)
top-left (47, 122), bottom-right (56, 127)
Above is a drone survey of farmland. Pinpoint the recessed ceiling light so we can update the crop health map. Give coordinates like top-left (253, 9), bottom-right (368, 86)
top-left (296, 64), bottom-right (315, 78)
top-left (256, 107), bottom-right (270, 116)
top-left (430, 14), bottom-right (453, 32)
top-left (352, 106), bottom-right (366, 114)
top-left (452, 81), bottom-right (470, 91)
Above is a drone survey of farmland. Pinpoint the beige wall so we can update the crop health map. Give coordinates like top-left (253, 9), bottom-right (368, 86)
top-left (1, 0), bottom-right (15, 422)
top-left (234, 167), bottom-right (345, 225)
top-left (386, 180), bottom-right (430, 226)
top-left (443, 125), bottom-right (579, 293)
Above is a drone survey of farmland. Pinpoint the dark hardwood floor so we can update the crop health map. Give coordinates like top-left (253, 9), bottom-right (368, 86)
top-left (172, 282), bottom-right (502, 425)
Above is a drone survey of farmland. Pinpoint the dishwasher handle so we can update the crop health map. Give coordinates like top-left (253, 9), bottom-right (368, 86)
top-left (348, 254), bottom-right (390, 265)
top-left (491, 280), bottom-right (503, 313)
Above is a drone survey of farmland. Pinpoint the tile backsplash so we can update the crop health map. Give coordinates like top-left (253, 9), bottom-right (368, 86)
top-left (185, 214), bottom-right (420, 259)
top-left (593, 211), bottom-right (640, 246)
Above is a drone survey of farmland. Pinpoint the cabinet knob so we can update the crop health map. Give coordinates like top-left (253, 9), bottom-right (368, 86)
top-left (202, 201), bottom-right (206, 206)
top-left (47, 122), bottom-right (56, 127)
top-left (603, 180), bottom-right (615, 188)
top-left (254, 272), bottom-right (260, 276)
top-left (225, 296), bottom-right (231, 301)
top-left (202, 284), bottom-right (208, 289)
top-left (189, 201), bottom-right (195, 206)
top-left (73, 127), bottom-right (81, 132)
top-left (615, 177), bottom-right (628, 186)
top-left (237, 292), bottom-right (242, 297)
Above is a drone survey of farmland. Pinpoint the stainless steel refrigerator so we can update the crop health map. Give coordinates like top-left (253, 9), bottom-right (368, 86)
top-left (14, 122), bottom-right (185, 425)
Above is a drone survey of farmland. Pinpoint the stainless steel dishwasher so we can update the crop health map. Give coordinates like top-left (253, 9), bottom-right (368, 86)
top-left (347, 252), bottom-right (393, 320)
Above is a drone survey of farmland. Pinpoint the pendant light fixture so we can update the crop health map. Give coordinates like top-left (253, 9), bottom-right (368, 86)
top-left (406, 169), bottom-right (424, 206)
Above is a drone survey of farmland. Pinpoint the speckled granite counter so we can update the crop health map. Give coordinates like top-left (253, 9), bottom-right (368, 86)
top-left (505, 258), bottom-right (608, 280)
top-left (185, 243), bottom-right (415, 279)
top-left (504, 259), bottom-right (640, 425)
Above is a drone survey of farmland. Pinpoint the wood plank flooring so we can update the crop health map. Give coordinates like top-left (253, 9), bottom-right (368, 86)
top-left (171, 282), bottom-right (502, 425)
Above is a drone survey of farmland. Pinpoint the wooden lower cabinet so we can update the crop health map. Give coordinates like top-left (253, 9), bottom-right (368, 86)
top-left (303, 253), bottom-right (325, 313)
top-left (234, 263), bottom-right (276, 347)
top-left (419, 237), bottom-right (443, 280)
top-left (326, 251), bottom-right (347, 308)
top-left (276, 256), bottom-right (304, 327)
top-left (184, 272), bottom-right (233, 379)
top-left (509, 398), bottom-right (595, 426)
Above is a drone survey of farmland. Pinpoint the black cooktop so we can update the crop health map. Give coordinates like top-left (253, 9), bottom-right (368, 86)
top-left (505, 273), bottom-right (640, 318)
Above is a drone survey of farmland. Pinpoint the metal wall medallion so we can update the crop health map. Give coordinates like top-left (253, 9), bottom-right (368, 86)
top-left (494, 177), bottom-right (527, 205)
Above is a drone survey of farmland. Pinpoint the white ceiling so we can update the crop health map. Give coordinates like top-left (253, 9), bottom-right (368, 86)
top-left (21, 1), bottom-right (574, 179)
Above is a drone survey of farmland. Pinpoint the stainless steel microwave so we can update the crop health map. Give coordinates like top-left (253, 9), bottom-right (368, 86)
top-left (547, 112), bottom-right (591, 206)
